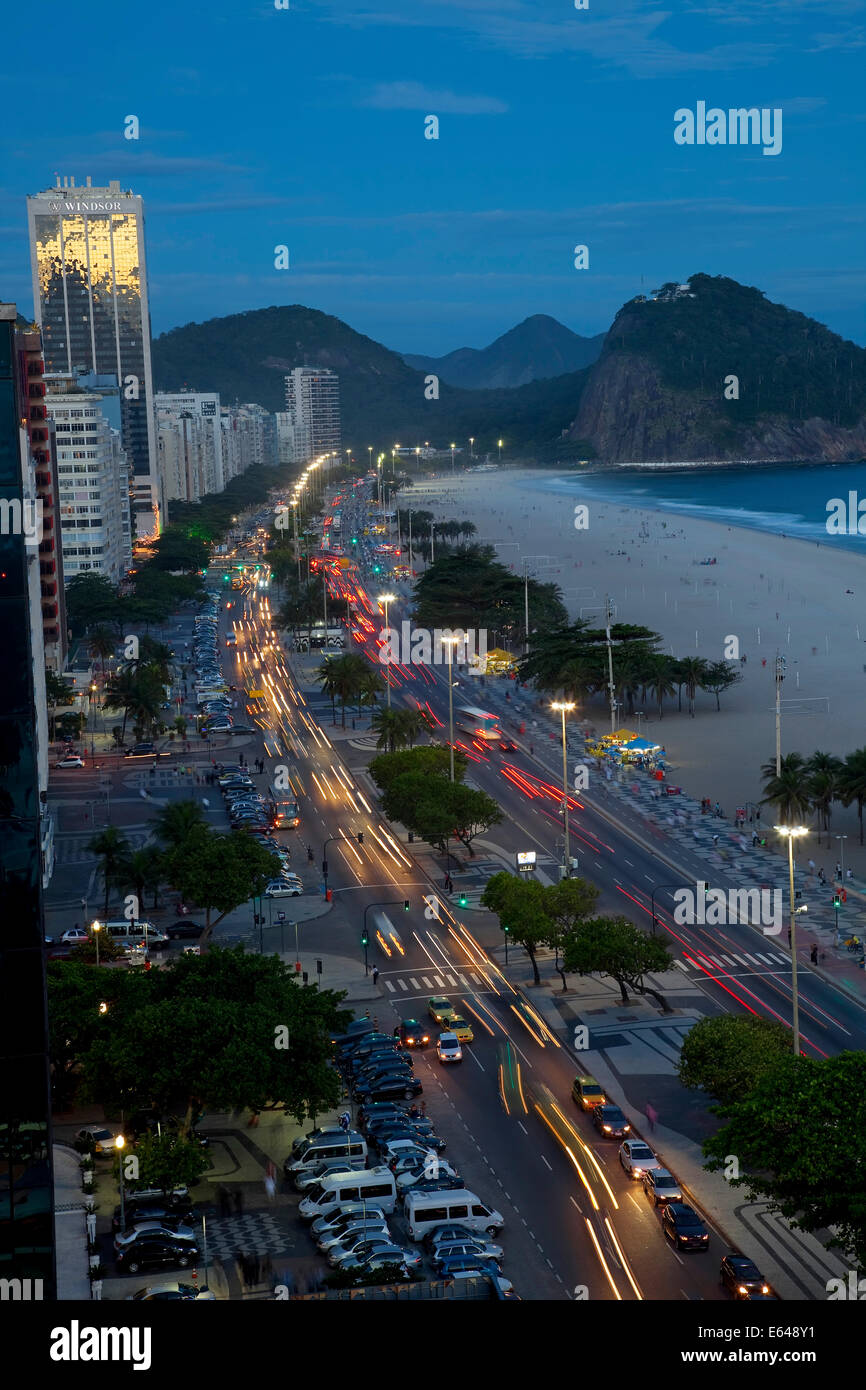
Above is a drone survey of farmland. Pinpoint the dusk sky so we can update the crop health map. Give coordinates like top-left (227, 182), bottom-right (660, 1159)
top-left (2, 0), bottom-right (864, 354)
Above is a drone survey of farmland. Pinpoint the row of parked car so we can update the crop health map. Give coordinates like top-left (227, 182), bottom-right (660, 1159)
top-left (215, 768), bottom-right (302, 898)
top-left (193, 601), bottom-right (252, 737)
top-left (280, 1017), bottom-right (514, 1290)
top-left (571, 1074), bottom-right (777, 1297)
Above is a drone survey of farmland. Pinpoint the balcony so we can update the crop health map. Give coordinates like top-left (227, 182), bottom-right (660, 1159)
top-left (28, 383), bottom-right (46, 399)
top-left (30, 406), bottom-right (46, 422)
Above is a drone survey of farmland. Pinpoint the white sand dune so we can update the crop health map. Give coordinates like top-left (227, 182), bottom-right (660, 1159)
top-left (405, 467), bottom-right (866, 874)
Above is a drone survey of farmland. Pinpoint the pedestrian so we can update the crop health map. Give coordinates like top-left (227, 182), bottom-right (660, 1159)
top-left (835, 862), bottom-right (842, 880)
top-left (808, 859), bottom-right (816, 875)
top-left (818, 867), bottom-right (826, 884)
top-left (264, 1174), bottom-right (276, 1202)
top-left (371, 965), bottom-right (379, 985)
top-left (234, 1188), bottom-right (244, 1216)
top-left (810, 944), bottom-right (818, 964)
top-left (847, 868), bottom-right (853, 881)
top-left (645, 1102), bottom-right (658, 1132)
top-left (712, 833), bottom-right (719, 846)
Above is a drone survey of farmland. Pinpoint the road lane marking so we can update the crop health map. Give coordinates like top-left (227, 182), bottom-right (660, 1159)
top-left (541, 1155), bottom-right (553, 1172)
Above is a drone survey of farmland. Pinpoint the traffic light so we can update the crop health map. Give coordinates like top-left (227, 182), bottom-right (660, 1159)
top-left (351, 537), bottom-right (358, 545)
top-left (833, 894), bottom-right (842, 909)
top-left (503, 922), bottom-right (510, 934)
top-left (458, 892), bottom-right (468, 908)
top-left (361, 928), bottom-right (369, 947)
top-left (403, 900), bottom-right (410, 912)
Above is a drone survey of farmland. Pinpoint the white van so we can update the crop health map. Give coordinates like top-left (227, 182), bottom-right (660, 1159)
top-left (403, 1189), bottom-right (504, 1242)
top-left (286, 1132), bottom-right (367, 1173)
top-left (102, 921), bottom-right (168, 950)
top-left (299, 1166), bottom-right (398, 1219)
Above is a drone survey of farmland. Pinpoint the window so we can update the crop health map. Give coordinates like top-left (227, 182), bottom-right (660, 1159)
top-left (470, 1205), bottom-right (490, 1218)
top-left (448, 1204), bottom-right (469, 1218)
top-left (417, 1205), bottom-right (448, 1223)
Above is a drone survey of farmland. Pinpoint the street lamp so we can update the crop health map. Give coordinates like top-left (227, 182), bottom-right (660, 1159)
top-left (469, 437), bottom-right (474, 459)
top-left (91, 919), bottom-right (102, 967)
top-left (835, 834), bottom-right (848, 883)
top-left (497, 439), bottom-right (503, 463)
top-left (551, 702), bottom-right (576, 876)
top-left (442, 636), bottom-right (460, 782)
top-left (775, 824), bottom-right (809, 1055)
top-left (450, 443), bottom-right (455, 474)
top-left (115, 1134), bottom-right (127, 1233)
top-left (90, 682), bottom-right (98, 760)
top-left (378, 593), bottom-right (397, 708)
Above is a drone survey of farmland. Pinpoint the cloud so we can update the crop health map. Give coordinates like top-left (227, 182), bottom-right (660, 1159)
top-left (148, 195), bottom-right (309, 215)
top-left (363, 82), bottom-right (507, 114)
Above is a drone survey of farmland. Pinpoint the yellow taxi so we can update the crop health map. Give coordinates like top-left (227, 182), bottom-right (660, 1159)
top-left (572, 1075), bottom-right (607, 1111)
top-left (428, 996), bottom-right (456, 1025)
top-left (449, 1016), bottom-right (474, 1044)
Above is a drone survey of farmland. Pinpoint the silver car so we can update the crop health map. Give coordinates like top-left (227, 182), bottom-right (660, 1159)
top-left (431, 1238), bottom-right (503, 1268)
top-left (327, 1226), bottom-right (391, 1265)
top-left (318, 1218), bottom-right (390, 1254)
top-left (619, 1139), bottom-right (662, 1179)
top-left (295, 1161), bottom-right (359, 1192)
top-left (642, 1167), bottom-right (684, 1206)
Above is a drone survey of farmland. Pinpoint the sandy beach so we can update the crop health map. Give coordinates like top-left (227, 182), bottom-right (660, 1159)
top-left (404, 467), bottom-right (866, 875)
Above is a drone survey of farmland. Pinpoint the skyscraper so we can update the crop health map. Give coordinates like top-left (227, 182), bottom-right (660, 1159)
top-left (284, 367), bottom-right (341, 465)
top-left (27, 177), bottom-right (162, 538)
top-left (0, 303), bottom-right (56, 1300)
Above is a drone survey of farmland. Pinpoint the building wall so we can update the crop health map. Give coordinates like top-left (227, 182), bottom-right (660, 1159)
top-left (46, 381), bottom-right (132, 583)
top-left (284, 367), bottom-right (341, 465)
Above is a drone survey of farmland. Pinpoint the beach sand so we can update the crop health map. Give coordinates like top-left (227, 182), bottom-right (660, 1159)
top-left (405, 467), bottom-right (866, 875)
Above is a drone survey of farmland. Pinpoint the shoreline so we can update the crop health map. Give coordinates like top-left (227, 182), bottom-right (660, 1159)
top-left (408, 467), bottom-right (866, 873)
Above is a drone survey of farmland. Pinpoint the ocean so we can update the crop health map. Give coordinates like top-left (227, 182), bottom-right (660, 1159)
top-left (535, 461), bottom-right (866, 553)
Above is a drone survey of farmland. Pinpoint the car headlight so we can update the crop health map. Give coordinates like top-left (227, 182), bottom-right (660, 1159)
top-left (737, 1285), bottom-right (747, 1294)
top-left (603, 1125), bottom-right (611, 1132)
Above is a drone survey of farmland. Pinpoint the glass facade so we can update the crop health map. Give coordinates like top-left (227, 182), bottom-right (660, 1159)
top-left (28, 187), bottom-right (157, 526)
top-left (0, 313), bottom-right (56, 1299)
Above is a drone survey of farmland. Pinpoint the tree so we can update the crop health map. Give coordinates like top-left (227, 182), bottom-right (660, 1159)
top-left (46, 959), bottom-right (148, 1109)
top-left (677, 1015), bottom-right (791, 1104)
top-left (118, 845), bottom-right (166, 913)
top-left (151, 800), bottom-right (207, 851)
top-left (760, 752), bottom-right (812, 824)
top-left (700, 659), bottom-right (742, 712)
top-left (70, 933), bottom-right (125, 965)
top-left (369, 745), bottom-right (461, 795)
top-left (702, 1051), bottom-right (866, 1267)
top-left (80, 946), bottom-right (346, 1132)
top-left (87, 625), bottom-right (116, 678)
top-left (165, 827), bottom-right (278, 935)
top-left (371, 707), bottom-right (404, 754)
top-left (840, 748), bottom-right (866, 845)
top-left (88, 826), bottom-right (131, 919)
top-left (561, 915), bottom-right (674, 1012)
top-left (645, 654), bottom-right (677, 719)
top-left (481, 872), bottom-right (551, 985)
top-left (677, 656), bottom-right (709, 718)
top-left (65, 572), bottom-right (120, 635)
top-left (119, 1131), bottom-right (212, 1198)
top-left (543, 877), bottom-right (600, 990)
top-left (807, 751), bottom-right (843, 845)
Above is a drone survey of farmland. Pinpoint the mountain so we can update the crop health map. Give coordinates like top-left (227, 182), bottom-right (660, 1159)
top-left (402, 314), bottom-right (604, 389)
top-left (569, 274), bottom-right (866, 462)
top-left (151, 304), bottom-right (595, 455)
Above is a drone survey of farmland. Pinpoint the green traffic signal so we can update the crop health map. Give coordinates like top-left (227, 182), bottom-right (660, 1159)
top-left (403, 900), bottom-right (410, 911)
top-left (833, 894), bottom-right (842, 909)
top-left (458, 893), bottom-right (468, 908)
top-left (361, 930), bottom-right (369, 947)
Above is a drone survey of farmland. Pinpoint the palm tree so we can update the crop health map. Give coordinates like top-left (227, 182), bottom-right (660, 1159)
top-left (151, 799), bottom-right (206, 851)
top-left (677, 657), bottom-right (708, 718)
top-left (118, 845), bottom-right (166, 914)
top-left (399, 709), bottom-right (429, 748)
top-left (371, 707), bottom-right (403, 754)
top-left (356, 664), bottom-right (386, 717)
top-left (840, 748), bottom-right (866, 845)
top-left (645, 654), bottom-right (677, 719)
top-left (87, 826), bottom-right (131, 919)
top-left (760, 752), bottom-right (812, 824)
top-left (87, 624), bottom-right (116, 679)
top-left (807, 751), bottom-right (843, 846)
top-left (174, 715), bottom-right (188, 741)
top-left (316, 657), bottom-right (342, 724)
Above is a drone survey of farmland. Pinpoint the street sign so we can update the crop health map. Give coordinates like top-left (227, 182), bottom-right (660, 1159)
top-left (516, 850), bottom-right (537, 873)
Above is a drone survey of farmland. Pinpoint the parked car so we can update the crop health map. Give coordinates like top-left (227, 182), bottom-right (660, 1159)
top-left (166, 921), bottom-right (203, 940)
top-left (74, 1124), bottom-right (119, 1154)
top-left (571, 1075), bottom-right (607, 1111)
top-left (591, 1104), bottom-right (631, 1139)
top-left (423, 1222), bottom-right (484, 1252)
top-left (124, 743), bottom-right (157, 758)
top-left (431, 1238), bottom-right (503, 1271)
top-left (619, 1139), bottom-right (662, 1179)
top-left (661, 1203), bottom-right (711, 1251)
top-left (295, 1161), bottom-right (360, 1192)
top-left (55, 754), bottom-right (85, 768)
top-left (111, 1203), bottom-right (189, 1235)
top-left (396, 1161), bottom-right (461, 1191)
top-left (642, 1168), bottom-right (683, 1207)
top-left (264, 879), bottom-right (302, 898)
top-left (61, 927), bottom-right (90, 945)
top-left (354, 1076), bottom-right (423, 1102)
top-left (719, 1254), bottom-right (775, 1299)
top-left (114, 1232), bottom-right (200, 1275)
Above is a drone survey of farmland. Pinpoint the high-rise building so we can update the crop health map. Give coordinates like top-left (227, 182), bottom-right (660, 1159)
top-left (45, 376), bottom-right (132, 582)
top-left (284, 367), bottom-right (341, 465)
top-left (27, 177), bottom-right (162, 539)
top-left (154, 392), bottom-right (224, 496)
top-left (16, 326), bottom-right (67, 673)
top-left (0, 303), bottom-right (56, 1300)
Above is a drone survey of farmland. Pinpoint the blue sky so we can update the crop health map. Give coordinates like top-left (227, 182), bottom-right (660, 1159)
top-left (1, 0), bottom-right (864, 354)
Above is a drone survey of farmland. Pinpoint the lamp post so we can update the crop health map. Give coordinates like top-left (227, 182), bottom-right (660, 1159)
top-left (115, 1134), bottom-right (127, 1233)
top-left (378, 593), bottom-right (396, 708)
top-left (450, 443), bottom-right (455, 474)
top-left (497, 439), bottom-right (503, 464)
top-left (835, 834), bottom-right (848, 883)
top-left (90, 683), bottom-right (98, 760)
top-left (775, 824), bottom-right (809, 1055)
top-left (469, 437), bottom-right (474, 460)
top-left (92, 919), bottom-right (101, 967)
top-left (443, 636), bottom-right (459, 782)
top-left (551, 701), bottom-right (576, 876)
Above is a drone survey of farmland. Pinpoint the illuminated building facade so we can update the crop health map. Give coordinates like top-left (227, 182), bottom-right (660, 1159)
top-left (27, 177), bottom-right (162, 537)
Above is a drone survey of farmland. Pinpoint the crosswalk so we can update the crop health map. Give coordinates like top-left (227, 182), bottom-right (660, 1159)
top-left (674, 948), bottom-right (790, 973)
top-left (381, 969), bottom-right (489, 994)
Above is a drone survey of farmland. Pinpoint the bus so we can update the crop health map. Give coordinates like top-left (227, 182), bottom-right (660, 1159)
top-left (457, 706), bottom-right (503, 742)
top-left (267, 784), bottom-right (301, 829)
